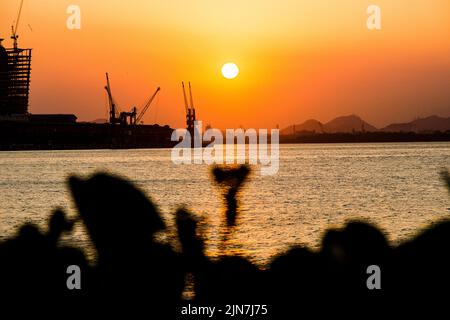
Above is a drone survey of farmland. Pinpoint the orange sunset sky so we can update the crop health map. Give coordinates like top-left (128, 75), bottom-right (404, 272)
top-left (1, 0), bottom-right (449, 129)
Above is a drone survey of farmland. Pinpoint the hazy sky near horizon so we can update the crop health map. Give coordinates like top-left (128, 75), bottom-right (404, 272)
top-left (1, 0), bottom-right (449, 128)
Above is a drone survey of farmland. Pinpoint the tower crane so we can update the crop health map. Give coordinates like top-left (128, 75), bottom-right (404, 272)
top-left (11, 0), bottom-right (24, 50)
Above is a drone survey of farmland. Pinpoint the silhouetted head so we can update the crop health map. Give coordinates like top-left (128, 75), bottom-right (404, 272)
top-left (269, 246), bottom-right (321, 291)
top-left (196, 256), bottom-right (263, 302)
top-left (69, 173), bottom-right (165, 253)
top-left (322, 221), bottom-right (389, 265)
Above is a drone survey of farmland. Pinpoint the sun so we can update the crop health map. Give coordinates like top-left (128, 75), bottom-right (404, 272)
top-left (221, 63), bottom-right (239, 79)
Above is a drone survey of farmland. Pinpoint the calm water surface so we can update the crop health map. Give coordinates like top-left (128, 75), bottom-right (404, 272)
top-left (1, 143), bottom-right (449, 266)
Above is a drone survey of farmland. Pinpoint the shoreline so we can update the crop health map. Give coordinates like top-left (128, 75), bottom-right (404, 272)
top-left (1, 132), bottom-right (449, 151)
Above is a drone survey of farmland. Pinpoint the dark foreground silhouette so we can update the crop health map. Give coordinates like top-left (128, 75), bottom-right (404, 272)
top-left (1, 168), bottom-right (450, 318)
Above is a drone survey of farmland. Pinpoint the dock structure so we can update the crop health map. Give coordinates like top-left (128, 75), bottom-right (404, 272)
top-left (0, 0), bottom-right (177, 150)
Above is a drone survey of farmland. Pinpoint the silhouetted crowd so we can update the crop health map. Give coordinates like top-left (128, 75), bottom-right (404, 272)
top-left (1, 168), bottom-right (450, 318)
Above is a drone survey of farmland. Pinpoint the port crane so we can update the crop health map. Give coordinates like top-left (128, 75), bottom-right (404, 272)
top-left (104, 73), bottom-right (120, 124)
top-left (104, 73), bottom-right (160, 125)
top-left (182, 82), bottom-right (196, 134)
top-left (136, 86), bottom-right (161, 124)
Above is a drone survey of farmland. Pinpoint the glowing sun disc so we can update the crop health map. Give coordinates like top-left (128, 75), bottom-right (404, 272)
top-left (222, 63), bottom-right (239, 79)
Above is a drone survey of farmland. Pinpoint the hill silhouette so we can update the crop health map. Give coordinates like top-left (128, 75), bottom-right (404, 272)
top-left (282, 114), bottom-right (450, 135)
top-left (281, 119), bottom-right (324, 135)
top-left (381, 115), bottom-right (450, 133)
top-left (282, 115), bottom-right (377, 134)
top-left (325, 115), bottom-right (377, 133)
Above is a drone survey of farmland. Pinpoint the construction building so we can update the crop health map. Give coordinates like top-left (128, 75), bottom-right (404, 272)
top-left (0, 38), bottom-right (32, 115)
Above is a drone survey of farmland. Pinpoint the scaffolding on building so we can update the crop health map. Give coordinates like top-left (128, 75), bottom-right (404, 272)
top-left (1, 47), bottom-right (32, 114)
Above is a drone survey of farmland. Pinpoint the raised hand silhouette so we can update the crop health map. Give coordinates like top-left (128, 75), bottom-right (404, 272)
top-left (211, 165), bottom-right (250, 227)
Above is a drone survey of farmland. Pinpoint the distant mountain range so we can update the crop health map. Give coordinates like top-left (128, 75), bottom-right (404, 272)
top-left (281, 115), bottom-right (450, 135)
top-left (381, 116), bottom-right (450, 133)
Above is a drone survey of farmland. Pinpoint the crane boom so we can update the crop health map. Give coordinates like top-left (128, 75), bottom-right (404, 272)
top-left (105, 73), bottom-right (112, 109)
top-left (105, 72), bottom-right (112, 94)
top-left (136, 87), bottom-right (161, 124)
top-left (11, 0), bottom-right (24, 49)
top-left (182, 81), bottom-right (189, 113)
top-left (188, 82), bottom-right (194, 109)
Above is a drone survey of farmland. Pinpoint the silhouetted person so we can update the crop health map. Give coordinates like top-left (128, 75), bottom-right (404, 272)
top-left (0, 210), bottom-right (89, 315)
top-left (68, 173), bottom-right (185, 316)
top-left (267, 246), bottom-right (323, 316)
top-left (176, 207), bottom-right (265, 311)
top-left (176, 208), bottom-right (206, 271)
